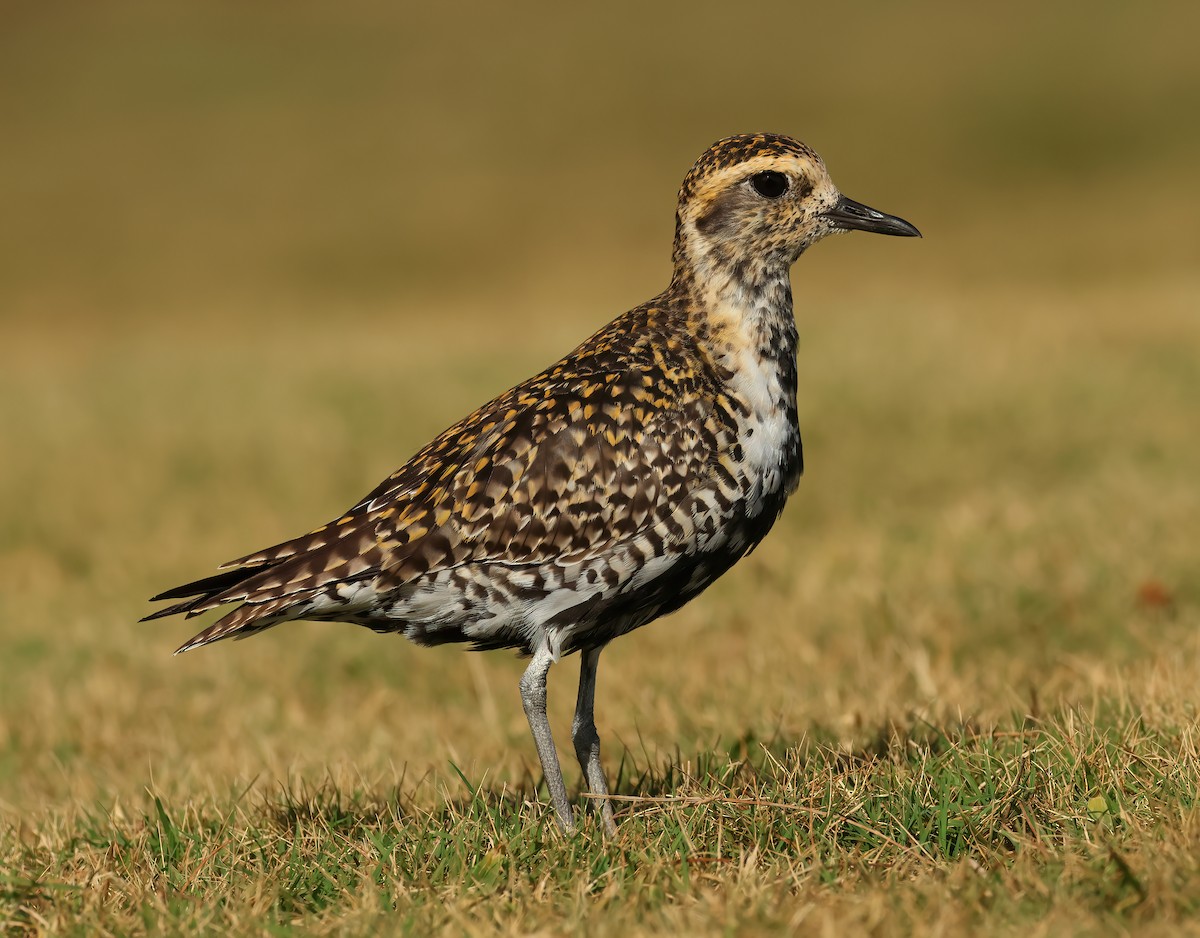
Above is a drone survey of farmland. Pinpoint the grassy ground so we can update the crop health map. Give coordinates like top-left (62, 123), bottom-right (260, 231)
top-left (3, 3), bottom-right (1200, 935)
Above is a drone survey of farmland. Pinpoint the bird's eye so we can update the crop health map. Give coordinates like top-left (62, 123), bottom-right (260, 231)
top-left (750, 171), bottom-right (789, 199)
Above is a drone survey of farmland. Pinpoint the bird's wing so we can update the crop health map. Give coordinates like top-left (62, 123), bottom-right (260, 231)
top-left (147, 335), bottom-right (732, 646)
top-left (371, 361), bottom-right (722, 585)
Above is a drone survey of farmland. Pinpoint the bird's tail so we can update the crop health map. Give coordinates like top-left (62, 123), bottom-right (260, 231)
top-left (142, 564), bottom-right (301, 653)
top-left (144, 510), bottom-right (385, 653)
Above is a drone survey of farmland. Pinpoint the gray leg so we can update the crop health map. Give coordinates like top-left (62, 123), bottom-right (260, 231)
top-left (520, 645), bottom-right (574, 832)
top-left (572, 645), bottom-right (617, 835)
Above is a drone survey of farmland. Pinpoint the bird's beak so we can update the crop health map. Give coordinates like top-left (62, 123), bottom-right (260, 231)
top-left (822, 195), bottom-right (921, 238)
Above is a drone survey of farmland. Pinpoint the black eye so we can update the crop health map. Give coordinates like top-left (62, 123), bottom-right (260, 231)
top-left (750, 171), bottom-right (789, 199)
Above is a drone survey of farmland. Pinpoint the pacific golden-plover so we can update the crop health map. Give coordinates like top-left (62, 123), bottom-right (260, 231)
top-left (146, 133), bottom-right (919, 834)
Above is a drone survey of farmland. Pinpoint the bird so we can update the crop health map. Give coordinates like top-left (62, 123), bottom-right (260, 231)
top-left (145, 133), bottom-right (920, 835)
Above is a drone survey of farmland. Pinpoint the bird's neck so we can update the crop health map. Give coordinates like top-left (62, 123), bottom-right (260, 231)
top-left (666, 243), bottom-right (803, 498)
top-left (668, 248), bottom-right (799, 376)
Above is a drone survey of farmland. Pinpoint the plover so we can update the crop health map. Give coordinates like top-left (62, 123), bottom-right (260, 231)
top-left (146, 133), bottom-right (919, 834)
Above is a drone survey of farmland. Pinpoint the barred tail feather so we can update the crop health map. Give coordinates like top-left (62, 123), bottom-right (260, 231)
top-left (142, 565), bottom-right (270, 622)
top-left (173, 595), bottom-right (300, 654)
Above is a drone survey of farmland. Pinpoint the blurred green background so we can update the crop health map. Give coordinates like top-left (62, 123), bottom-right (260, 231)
top-left (3, 1), bottom-right (1197, 332)
top-left (1, 0), bottom-right (1198, 814)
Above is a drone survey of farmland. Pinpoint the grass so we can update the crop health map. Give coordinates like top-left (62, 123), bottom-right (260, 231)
top-left (2, 2), bottom-right (1200, 934)
top-left (5, 702), bottom-right (1200, 934)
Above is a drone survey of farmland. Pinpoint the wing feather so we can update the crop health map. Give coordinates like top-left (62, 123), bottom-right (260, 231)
top-left (147, 301), bottom-right (732, 648)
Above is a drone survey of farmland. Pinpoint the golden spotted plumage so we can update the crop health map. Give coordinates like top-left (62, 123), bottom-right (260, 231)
top-left (146, 133), bottom-right (920, 832)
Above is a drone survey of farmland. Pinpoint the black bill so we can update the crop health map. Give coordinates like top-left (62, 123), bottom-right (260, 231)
top-left (822, 195), bottom-right (921, 237)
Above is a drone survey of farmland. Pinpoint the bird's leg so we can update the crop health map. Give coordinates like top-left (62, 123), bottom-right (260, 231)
top-left (519, 645), bottom-right (574, 832)
top-left (572, 645), bottom-right (617, 836)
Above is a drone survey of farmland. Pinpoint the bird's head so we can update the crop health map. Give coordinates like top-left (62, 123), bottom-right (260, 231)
top-left (671, 133), bottom-right (920, 288)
